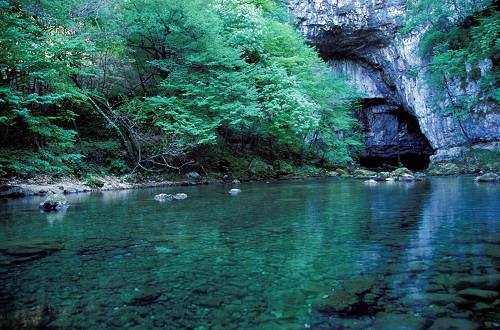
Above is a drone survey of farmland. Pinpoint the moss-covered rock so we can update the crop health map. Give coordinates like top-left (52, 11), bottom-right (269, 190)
top-left (374, 172), bottom-right (392, 181)
top-left (335, 168), bottom-right (349, 176)
top-left (249, 158), bottom-right (274, 178)
top-left (295, 165), bottom-right (324, 176)
top-left (353, 168), bottom-right (376, 179)
top-left (86, 176), bottom-right (105, 188)
top-left (475, 173), bottom-right (499, 183)
top-left (327, 171), bottom-right (340, 177)
top-left (39, 193), bottom-right (68, 211)
top-left (391, 167), bottom-right (413, 176)
top-left (273, 160), bottom-right (294, 176)
top-left (428, 163), bottom-right (462, 176)
top-left (185, 172), bottom-right (202, 182)
top-left (429, 149), bottom-right (499, 176)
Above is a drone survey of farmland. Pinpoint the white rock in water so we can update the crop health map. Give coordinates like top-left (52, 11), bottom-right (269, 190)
top-left (400, 174), bottom-right (416, 181)
top-left (229, 189), bottom-right (241, 195)
top-left (364, 179), bottom-right (378, 185)
top-left (173, 193), bottom-right (188, 200)
top-left (154, 194), bottom-right (173, 202)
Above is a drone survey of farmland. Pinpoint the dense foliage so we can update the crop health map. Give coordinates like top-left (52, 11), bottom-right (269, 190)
top-left (0, 0), bottom-right (362, 177)
top-left (403, 0), bottom-right (499, 139)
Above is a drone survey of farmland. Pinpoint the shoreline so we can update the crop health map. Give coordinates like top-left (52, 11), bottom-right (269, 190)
top-left (0, 175), bottom-right (227, 198)
top-left (1, 174), bottom-right (332, 198)
top-left (1, 170), bottom-right (495, 199)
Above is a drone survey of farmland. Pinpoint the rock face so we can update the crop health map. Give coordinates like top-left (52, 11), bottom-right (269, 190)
top-left (288, 0), bottom-right (499, 166)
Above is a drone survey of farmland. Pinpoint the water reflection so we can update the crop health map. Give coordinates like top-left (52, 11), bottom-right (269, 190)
top-left (0, 178), bottom-right (498, 329)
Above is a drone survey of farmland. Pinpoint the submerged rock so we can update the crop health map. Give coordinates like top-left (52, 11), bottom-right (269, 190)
top-left (475, 172), bottom-right (499, 183)
top-left (315, 289), bottom-right (360, 314)
top-left (229, 189), bottom-right (241, 195)
top-left (173, 193), bottom-right (188, 200)
top-left (454, 274), bottom-right (500, 291)
top-left (127, 289), bottom-right (161, 306)
top-left (192, 295), bottom-right (223, 307)
top-left (372, 312), bottom-right (426, 330)
top-left (429, 317), bottom-right (480, 330)
top-left (343, 276), bottom-right (376, 296)
top-left (39, 193), bottom-right (68, 211)
top-left (458, 288), bottom-right (499, 302)
top-left (154, 194), bottom-right (173, 202)
top-left (0, 240), bottom-right (64, 265)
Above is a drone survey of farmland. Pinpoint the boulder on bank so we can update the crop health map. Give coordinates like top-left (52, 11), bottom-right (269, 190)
top-left (185, 172), bottom-right (202, 182)
top-left (39, 193), bottom-right (68, 212)
top-left (390, 168), bottom-right (421, 182)
top-left (327, 171), bottom-right (340, 177)
top-left (0, 184), bottom-right (27, 198)
top-left (154, 194), bottom-right (173, 202)
top-left (428, 163), bottom-right (462, 176)
top-left (336, 168), bottom-right (349, 176)
top-left (249, 158), bottom-right (274, 177)
top-left (391, 167), bottom-right (413, 176)
top-left (85, 176), bottom-right (105, 188)
top-left (353, 168), bottom-right (377, 179)
top-left (399, 173), bottom-right (417, 181)
top-left (475, 173), bottom-right (499, 183)
top-left (232, 179), bottom-right (241, 184)
top-left (374, 172), bottom-right (392, 181)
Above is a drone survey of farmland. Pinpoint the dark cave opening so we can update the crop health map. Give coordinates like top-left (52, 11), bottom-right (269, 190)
top-left (355, 100), bottom-right (434, 171)
top-left (358, 154), bottom-right (431, 171)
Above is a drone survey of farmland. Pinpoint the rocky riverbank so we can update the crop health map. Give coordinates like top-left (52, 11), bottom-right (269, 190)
top-left (1, 165), bottom-right (498, 199)
top-left (0, 174), bottom-right (220, 198)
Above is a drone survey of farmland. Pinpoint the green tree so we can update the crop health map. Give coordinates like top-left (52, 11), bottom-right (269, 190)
top-left (0, 0), bottom-right (89, 175)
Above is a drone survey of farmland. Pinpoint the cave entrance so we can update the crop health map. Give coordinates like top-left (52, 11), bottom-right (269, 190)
top-left (358, 154), bottom-right (431, 171)
top-left (356, 101), bottom-right (434, 171)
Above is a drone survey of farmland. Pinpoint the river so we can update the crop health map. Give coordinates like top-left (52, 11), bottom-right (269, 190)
top-left (0, 177), bottom-right (499, 329)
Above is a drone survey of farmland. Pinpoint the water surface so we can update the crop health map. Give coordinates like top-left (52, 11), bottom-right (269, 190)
top-left (0, 177), bottom-right (499, 329)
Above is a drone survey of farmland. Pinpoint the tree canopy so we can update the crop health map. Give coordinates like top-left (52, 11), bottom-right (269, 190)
top-left (0, 0), bottom-right (362, 177)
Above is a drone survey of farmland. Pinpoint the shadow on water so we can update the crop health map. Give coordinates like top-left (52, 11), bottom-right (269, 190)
top-left (0, 177), bottom-right (499, 329)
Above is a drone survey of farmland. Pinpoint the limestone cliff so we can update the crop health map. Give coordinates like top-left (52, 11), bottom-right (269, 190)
top-left (289, 0), bottom-right (499, 167)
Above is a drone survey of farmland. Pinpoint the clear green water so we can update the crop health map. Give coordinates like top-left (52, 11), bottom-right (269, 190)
top-left (0, 177), bottom-right (499, 329)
